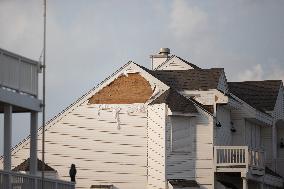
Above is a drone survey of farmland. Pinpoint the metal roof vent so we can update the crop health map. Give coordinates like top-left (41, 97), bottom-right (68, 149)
top-left (159, 48), bottom-right (170, 55)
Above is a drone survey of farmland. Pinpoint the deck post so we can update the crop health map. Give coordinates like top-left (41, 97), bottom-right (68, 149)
top-left (3, 104), bottom-right (12, 171)
top-left (30, 111), bottom-right (38, 189)
top-left (30, 111), bottom-right (38, 175)
top-left (3, 104), bottom-right (12, 189)
top-left (242, 177), bottom-right (247, 189)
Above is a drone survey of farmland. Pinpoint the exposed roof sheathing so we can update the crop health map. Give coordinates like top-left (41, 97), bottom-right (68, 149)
top-left (12, 158), bottom-right (56, 172)
top-left (150, 68), bottom-right (224, 91)
top-left (228, 80), bottom-right (282, 112)
top-left (88, 73), bottom-right (153, 104)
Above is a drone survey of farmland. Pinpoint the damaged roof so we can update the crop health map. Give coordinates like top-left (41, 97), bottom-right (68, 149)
top-left (150, 68), bottom-right (224, 91)
top-left (228, 80), bottom-right (282, 112)
top-left (12, 158), bottom-right (56, 172)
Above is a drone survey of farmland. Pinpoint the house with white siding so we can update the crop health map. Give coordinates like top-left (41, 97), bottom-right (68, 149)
top-left (1, 48), bottom-right (284, 189)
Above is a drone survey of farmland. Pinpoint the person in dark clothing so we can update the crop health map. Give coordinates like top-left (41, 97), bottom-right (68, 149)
top-left (69, 164), bottom-right (77, 182)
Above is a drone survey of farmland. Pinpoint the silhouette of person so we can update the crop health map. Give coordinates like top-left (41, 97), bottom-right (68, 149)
top-left (69, 164), bottom-right (77, 182)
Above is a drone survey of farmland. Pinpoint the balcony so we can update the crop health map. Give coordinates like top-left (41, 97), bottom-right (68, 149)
top-left (214, 146), bottom-right (265, 176)
top-left (0, 170), bottom-right (75, 189)
top-left (0, 48), bottom-right (41, 112)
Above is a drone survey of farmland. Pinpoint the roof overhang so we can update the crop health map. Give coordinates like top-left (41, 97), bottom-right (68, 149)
top-left (168, 110), bottom-right (199, 117)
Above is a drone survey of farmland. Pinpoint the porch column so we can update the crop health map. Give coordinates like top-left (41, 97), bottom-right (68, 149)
top-left (260, 182), bottom-right (264, 189)
top-left (3, 104), bottom-right (12, 171)
top-left (242, 177), bottom-right (248, 189)
top-left (30, 112), bottom-right (38, 175)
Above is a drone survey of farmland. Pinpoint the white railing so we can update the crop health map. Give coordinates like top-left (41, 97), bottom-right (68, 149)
top-left (214, 146), bottom-right (265, 170)
top-left (0, 170), bottom-right (75, 189)
top-left (0, 48), bottom-right (40, 97)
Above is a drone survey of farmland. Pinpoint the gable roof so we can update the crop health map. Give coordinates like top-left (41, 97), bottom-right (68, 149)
top-left (12, 158), bottom-right (56, 172)
top-left (228, 80), bottom-right (282, 112)
top-left (149, 68), bottom-right (224, 91)
top-left (155, 55), bottom-right (201, 70)
top-left (175, 56), bottom-right (201, 69)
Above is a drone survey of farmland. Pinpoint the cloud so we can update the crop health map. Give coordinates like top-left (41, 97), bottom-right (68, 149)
top-left (237, 64), bottom-right (263, 81)
top-left (236, 62), bottom-right (284, 82)
top-left (0, 0), bottom-right (43, 58)
top-left (170, 0), bottom-right (208, 40)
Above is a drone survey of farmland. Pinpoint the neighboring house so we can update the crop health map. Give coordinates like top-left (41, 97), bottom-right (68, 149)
top-left (1, 48), bottom-right (283, 189)
top-left (12, 158), bottom-right (59, 179)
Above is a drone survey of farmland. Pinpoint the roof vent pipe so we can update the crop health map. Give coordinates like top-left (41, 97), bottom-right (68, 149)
top-left (159, 48), bottom-right (170, 55)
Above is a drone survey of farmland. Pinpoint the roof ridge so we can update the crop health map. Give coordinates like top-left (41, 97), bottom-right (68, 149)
top-left (175, 56), bottom-right (201, 69)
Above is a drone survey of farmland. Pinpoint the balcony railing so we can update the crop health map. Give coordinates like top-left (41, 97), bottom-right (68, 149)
top-left (214, 146), bottom-right (265, 172)
top-left (0, 48), bottom-right (40, 97)
top-left (0, 170), bottom-right (75, 189)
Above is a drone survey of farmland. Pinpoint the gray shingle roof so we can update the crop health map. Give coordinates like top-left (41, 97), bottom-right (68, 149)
top-left (135, 63), bottom-right (216, 115)
top-left (150, 68), bottom-right (224, 91)
top-left (228, 80), bottom-right (282, 112)
top-left (150, 89), bottom-right (198, 113)
top-left (168, 179), bottom-right (199, 187)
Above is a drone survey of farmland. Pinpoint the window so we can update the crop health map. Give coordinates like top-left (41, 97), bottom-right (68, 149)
top-left (170, 116), bottom-right (192, 152)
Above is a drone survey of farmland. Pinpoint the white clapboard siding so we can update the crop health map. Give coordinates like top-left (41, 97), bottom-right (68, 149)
top-left (215, 105), bottom-right (232, 146)
top-left (147, 104), bottom-right (167, 189)
top-left (244, 119), bottom-right (261, 149)
top-left (7, 104), bottom-right (148, 189)
top-left (166, 106), bottom-right (214, 189)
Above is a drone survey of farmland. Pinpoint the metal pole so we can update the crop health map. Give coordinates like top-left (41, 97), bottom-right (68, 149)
top-left (42, 0), bottom-right (47, 188)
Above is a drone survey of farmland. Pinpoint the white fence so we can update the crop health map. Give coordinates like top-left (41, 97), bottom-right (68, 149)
top-left (214, 146), bottom-right (265, 170)
top-left (0, 170), bottom-right (75, 189)
top-left (0, 48), bottom-right (40, 97)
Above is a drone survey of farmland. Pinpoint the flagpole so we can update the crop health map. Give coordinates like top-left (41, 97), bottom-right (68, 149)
top-left (42, 0), bottom-right (47, 188)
